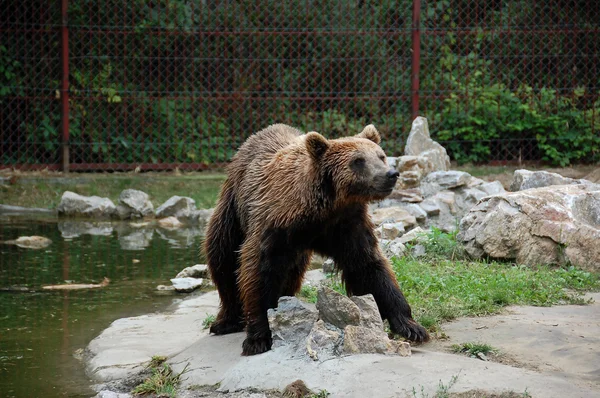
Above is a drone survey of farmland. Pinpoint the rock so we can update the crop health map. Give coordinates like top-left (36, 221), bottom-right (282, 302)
top-left (386, 157), bottom-right (398, 169)
top-left (316, 287), bottom-right (361, 329)
top-left (119, 230), bottom-right (153, 251)
top-left (57, 191), bottom-right (117, 219)
top-left (155, 196), bottom-right (196, 218)
top-left (398, 227), bottom-right (425, 244)
top-left (322, 258), bottom-right (335, 273)
top-left (371, 207), bottom-right (417, 228)
top-left (510, 169), bottom-right (598, 191)
top-left (3, 236), bottom-right (52, 249)
top-left (584, 168), bottom-right (600, 183)
top-left (180, 208), bottom-right (214, 226)
top-left (411, 244), bottom-right (426, 257)
top-left (467, 177), bottom-right (486, 187)
top-left (94, 391), bottom-right (132, 398)
top-left (387, 188), bottom-right (424, 203)
top-left (454, 187), bottom-right (487, 213)
top-left (343, 325), bottom-right (388, 354)
top-left (176, 264), bottom-right (209, 279)
top-left (170, 277), bottom-right (204, 293)
top-left (157, 216), bottom-right (184, 229)
top-left (387, 340), bottom-right (411, 356)
top-left (379, 239), bottom-right (406, 258)
top-left (478, 181), bottom-right (506, 196)
top-left (350, 294), bottom-right (384, 330)
top-left (58, 221), bottom-right (114, 239)
top-left (267, 296), bottom-right (319, 348)
top-left (302, 269), bottom-right (327, 287)
top-left (395, 156), bottom-right (435, 189)
top-left (477, 352), bottom-right (489, 361)
top-left (400, 203), bottom-right (428, 223)
top-left (458, 185), bottom-right (600, 271)
top-left (156, 285), bottom-right (176, 292)
top-left (116, 189), bottom-right (154, 219)
top-left (404, 117), bottom-right (450, 172)
top-left (420, 171), bottom-right (471, 197)
top-left (381, 223), bottom-right (404, 239)
top-left (419, 198), bottom-right (441, 216)
top-left (305, 320), bottom-right (342, 361)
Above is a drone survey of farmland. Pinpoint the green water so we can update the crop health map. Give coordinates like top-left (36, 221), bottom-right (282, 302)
top-left (0, 217), bottom-right (206, 397)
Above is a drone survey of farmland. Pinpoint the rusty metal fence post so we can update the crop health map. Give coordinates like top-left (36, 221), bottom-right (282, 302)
top-left (411, 0), bottom-right (422, 121)
top-left (60, 0), bottom-right (70, 172)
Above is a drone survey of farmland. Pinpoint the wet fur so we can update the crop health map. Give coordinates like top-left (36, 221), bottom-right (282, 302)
top-left (204, 124), bottom-right (429, 356)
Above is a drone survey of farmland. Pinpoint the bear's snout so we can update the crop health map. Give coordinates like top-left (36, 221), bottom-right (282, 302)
top-left (386, 169), bottom-right (400, 180)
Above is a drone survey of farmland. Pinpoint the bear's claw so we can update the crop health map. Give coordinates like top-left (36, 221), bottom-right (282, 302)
top-left (241, 334), bottom-right (272, 356)
top-left (209, 319), bottom-right (245, 335)
top-left (388, 316), bottom-right (430, 343)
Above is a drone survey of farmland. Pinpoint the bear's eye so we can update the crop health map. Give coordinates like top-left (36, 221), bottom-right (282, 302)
top-left (379, 155), bottom-right (386, 162)
top-left (352, 157), bottom-right (366, 167)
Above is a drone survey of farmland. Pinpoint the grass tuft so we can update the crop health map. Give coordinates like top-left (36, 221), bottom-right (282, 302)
top-left (202, 314), bottom-right (216, 330)
top-left (298, 285), bottom-right (318, 303)
top-left (412, 374), bottom-right (459, 398)
top-left (131, 356), bottom-right (189, 397)
top-left (451, 342), bottom-right (497, 357)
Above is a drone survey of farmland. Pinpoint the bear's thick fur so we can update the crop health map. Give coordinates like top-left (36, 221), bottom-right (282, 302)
top-left (205, 124), bottom-right (429, 355)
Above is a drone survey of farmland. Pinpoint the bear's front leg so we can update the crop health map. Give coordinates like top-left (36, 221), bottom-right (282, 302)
top-left (327, 224), bottom-right (429, 343)
top-left (237, 231), bottom-right (290, 356)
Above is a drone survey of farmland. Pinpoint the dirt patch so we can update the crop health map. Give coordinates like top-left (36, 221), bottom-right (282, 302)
top-left (450, 390), bottom-right (531, 398)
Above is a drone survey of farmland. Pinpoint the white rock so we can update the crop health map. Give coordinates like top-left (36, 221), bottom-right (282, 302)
top-left (156, 196), bottom-right (196, 218)
top-left (404, 117), bottom-right (450, 172)
top-left (170, 277), bottom-right (204, 293)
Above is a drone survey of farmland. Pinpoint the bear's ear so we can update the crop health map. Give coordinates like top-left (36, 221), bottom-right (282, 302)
top-left (356, 124), bottom-right (381, 144)
top-left (305, 132), bottom-right (330, 160)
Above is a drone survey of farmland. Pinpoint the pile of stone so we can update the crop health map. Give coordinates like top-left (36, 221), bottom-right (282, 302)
top-left (458, 170), bottom-right (600, 271)
top-left (157, 264), bottom-right (213, 293)
top-left (57, 190), bottom-right (213, 227)
top-left (267, 286), bottom-right (410, 361)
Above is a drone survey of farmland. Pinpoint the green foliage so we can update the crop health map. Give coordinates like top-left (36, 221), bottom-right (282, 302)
top-left (451, 342), bottom-right (497, 357)
top-left (202, 314), bottom-right (216, 330)
top-left (411, 227), bottom-right (466, 261)
top-left (298, 285), bottom-right (318, 303)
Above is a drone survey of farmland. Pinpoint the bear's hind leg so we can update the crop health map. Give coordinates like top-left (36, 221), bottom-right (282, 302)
top-left (204, 181), bottom-right (245, 335)
top-left (238, 231), bottom-right (293, 355)
top-left (280, 251), bottom-right (311, 297)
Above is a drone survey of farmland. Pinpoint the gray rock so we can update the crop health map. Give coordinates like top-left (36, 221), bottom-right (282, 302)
top-left (371, 207), bottom-right (417, 228)
top-left (400, 203), bottom-right (428, 223)
top-left (155, 196), bottom-right (196, 218)
top-left (386, 157), bottom-right (398, 169)
top-left (387, 340), bottom-right (412, 356)
top-left (157, 216), bottom-right (184, 229)
top-left (322, 259), bottom-right (335, 273)
top-left (343, 325), bottom-right (388, 354)
top-left (57, 191), bottom-right (117, 219)
top-left (458, 184), bottom-right (600, 271)
top-left (478, 181), bottom-right (506, 196)
top-left (379, 238), bottom-right (406, 258)
top-left (316, 287), bottom-right (361, 329)
top-left (176, 264), bottom-right (209, 279)
top-left (180, 208), bottom-right (214, 226)
top-left (170, 277), bottom-right (204, 293)
top-left (395, 156), bottom-right (435, 189)
top-left (404, 117), bottom-right (450, 172)
top-left (411, 244), bottom-right (427, 257)
top-left (306, 320), bottom-right (343, 361)
top-left (58, 221), bottom-right (114, 239)
top-left (94, 391), bottom-right (132, 398)
top-left (510, 169), bottom-right (598, 191)
top-left (387, 188), bottom-right (424, 203)
top-left (381, 223), bottom-right (405, 239)
top-left (350, 294), bottom-right (384, 330)
top-left (420, 171), bottom-right (472, 197)
top-left (267, 296), bottom-right (319, 348)
top-left (419, 198), bottom-right (441, 216)
top-left (116, 189), bottom-right (154, 220)
top-left (398, 227), bottom-right (425, 244)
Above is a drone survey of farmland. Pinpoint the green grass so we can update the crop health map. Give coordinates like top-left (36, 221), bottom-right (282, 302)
top-left (202, 314), bottom-right (216, 330)
top-left (412, 374), bottom-right (459, 398)
top-left (392, 231), bottom-right (599, 333)
top-left (0, 172), bottom-right (225, 209)
top-left (131, 356), bottom-right (189, 398)
top-left (299, 285), bottom-right (318, 303)
top-left (451, 342), bottom-right (498, 357)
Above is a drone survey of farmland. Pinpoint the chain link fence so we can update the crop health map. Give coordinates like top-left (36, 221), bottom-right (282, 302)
top-left (1, 0), bottom-right (599, 172)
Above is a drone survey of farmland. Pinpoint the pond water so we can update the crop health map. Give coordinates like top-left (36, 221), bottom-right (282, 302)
top-left (0, 216), bottom-right (207, 398)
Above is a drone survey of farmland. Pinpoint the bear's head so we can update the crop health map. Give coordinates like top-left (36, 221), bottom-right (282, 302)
top-left (305, 124), bottom-right (399, 203)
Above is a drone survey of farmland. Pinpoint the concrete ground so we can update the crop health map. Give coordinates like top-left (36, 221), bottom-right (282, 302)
top-left (86, 285), bottom-right (600, 398)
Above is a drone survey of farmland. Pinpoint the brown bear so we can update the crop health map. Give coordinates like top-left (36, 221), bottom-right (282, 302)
top-left (204, 123), bottom-right (429, 356)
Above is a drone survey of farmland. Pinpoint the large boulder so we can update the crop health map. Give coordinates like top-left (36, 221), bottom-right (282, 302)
top-left (420, 171), bottom-right (472, 197)
top-left (116, 189), bottom-right (154, 219)
top-left (510, 169), bottom-right (598, 191)
top-left (395, 156), bottom-right (435, 189)
top-left (57, 191), bottom-right (117, 218)
top-left (458, 185), bottom-right (600, 271)
top-left (404, 117), bottom-right (450, 172)
top-left (155, 196), bottom-right (196, 218)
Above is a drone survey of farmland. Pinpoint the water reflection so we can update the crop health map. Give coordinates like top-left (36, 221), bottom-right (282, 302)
top-left (0, 218), bottom-right (206, 398)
